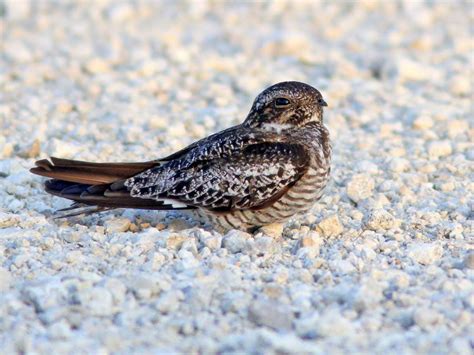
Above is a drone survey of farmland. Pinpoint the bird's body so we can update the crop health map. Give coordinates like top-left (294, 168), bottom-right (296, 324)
top-left (31, 81), bottom-right (331, 232)
top-left (199, 122), bottom-right (330, 231)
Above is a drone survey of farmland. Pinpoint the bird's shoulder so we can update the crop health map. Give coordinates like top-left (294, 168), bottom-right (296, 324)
top-left (161, 124), bottom-right (287, 167)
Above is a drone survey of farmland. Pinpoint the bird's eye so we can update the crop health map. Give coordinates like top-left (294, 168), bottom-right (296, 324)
top-left (274, 98), bottom-right (290, 107)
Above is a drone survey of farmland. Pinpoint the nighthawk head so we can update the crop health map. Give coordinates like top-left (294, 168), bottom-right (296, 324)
top-left (243, 81), bottom-right (327, 131)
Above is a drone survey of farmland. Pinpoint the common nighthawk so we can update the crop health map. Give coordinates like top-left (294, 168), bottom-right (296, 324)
top-left (31, 81), bottom-right (331, 232)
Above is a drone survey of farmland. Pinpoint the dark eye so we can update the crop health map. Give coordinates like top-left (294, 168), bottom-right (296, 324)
top-left (274, 98), bottom-right (290, 107)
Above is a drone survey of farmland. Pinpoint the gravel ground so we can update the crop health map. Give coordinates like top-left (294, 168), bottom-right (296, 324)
top-left (1, 1), bottom-right (473, 354)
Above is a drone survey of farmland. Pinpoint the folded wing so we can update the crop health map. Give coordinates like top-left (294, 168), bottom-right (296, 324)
top-left (126, 142), bottom-right (310, 211)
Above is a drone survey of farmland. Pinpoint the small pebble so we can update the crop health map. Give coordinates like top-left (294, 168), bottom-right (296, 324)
top-left (259, 223), bottom-right (284, 238)
top-left (84, 58), bottom-right (111, 74)
top-left (105, 218), bottom-right (130, 233)
top-left (412, 116), bottom-right (434, 130)
top-left (316, 214), bottom-right (343, 237)
top-left (407, 243), bottom-right (443, 265)
top-left (346, 174), bottom-right (375, 203)
top-left (364, 209), bottom-right (396, 231)
top-left (222, 230), bottom-right (251, 254)
top-left (0, 267), bottom-right (12, 291)
top-left (248, 299), bottom-right (294, 330)
top-left (463, 253), bottom-right (474, 269)
top-left (428, 140), bottom-right (452, 159)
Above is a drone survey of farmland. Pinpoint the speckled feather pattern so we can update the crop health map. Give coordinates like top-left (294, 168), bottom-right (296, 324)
top-left (124, 81), bottom-right (331, 230)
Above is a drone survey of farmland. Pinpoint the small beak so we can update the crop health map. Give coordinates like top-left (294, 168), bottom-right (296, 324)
top-left (318, 98), bottom-right (328, 107)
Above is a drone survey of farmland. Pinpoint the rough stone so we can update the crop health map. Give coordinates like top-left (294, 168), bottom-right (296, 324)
top-left (463, 252), bottom-right (474, 269)
top-left (364, 209), bottom-right (396, 231)
top-left (259, 223), bottom-right (284, 238)
top-left (222, 230), bottom-right (251, 254)
top-left (412, 116), bottom-right (434, 130)
top-left (428, 140), bottom-right (452, 159)
top-left (346, 174), bottom-right (375, 203)
top-left (248, 299), bottom-right (294, 330)
top-left (105, 218), bottom-right (131, 233)
top-left (316, 214), bottom-right (343, 237)
top-left (408, 243), bottom-right (443, 265)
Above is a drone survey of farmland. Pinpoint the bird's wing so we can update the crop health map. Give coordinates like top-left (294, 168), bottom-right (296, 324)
top-left (125, 140), bottom-right (310, 211)
top-left (159, 125), bottom-right (242, 161)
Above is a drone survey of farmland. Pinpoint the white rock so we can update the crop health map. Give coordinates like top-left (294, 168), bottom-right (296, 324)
top-left (48, 320), bottom-right (72, 340)
top-left (127, 275), bottom-right (160, 300)
top-left (4, 0), bottom-right (31, 20)
top-left (330, 259), bottom-right (356, 274)
top-left (428, 140), bottom-right (452, 159)
top-left (65, 250), bottom-right (83, 264)
top-left (47, 139), bottom-right (81, 157)
top-left (412, 115), bottom-right (434, 130)
top-left (75, 287), bottom-right (114, 316)
top-left (407, 243), bottom-right (443, 265)
top-left (391, 58), bottom-right (441, 82)
top-left (180, 239), bottom-right (198, 256)
top-left (388, 157), bottom-right (410, 173)
top-left (198, 231), bottom-right (222, 251)
top-left (0, 212), bottom-right (20, 228)
top-left (298, 231), bottom-right (322, 249)
top-left (154, 290), bottom-right (183, 314)
top-left (447, 120), bottom-right (469, 138)
top-left (0, 267), bottom-right (12, 291)
top-left (259, 223), bottom-right (284, 238)
top-left (245, 235), bottom-right (277, 256)
top-left (3, 41), bottom-right (32, 63)
top-left (12, 253), bottom-right (29, 268)
top-left (450, 75), bottom-right (470, 96)
top-left (100, 278), bottom-right (127, 305)
top-left (166, 234), bottom-right (188, 250)
top-left (352, 282), bottom-right (384, 311)
top-left (346, 174), bottom-right (375, 203)
top-left (463, 253), bottom-right (474, 269)
top-left (105, 218), bottom-right (131, 233)
top-left (106, 3), bottom-right (134, 22)
top-left (356, 160), bottom-right (380, 174)
top-left (413, 308), bottom-right (443, 329)
top-left (84, 58), bottom-right (111, 74)
top-left (358, 246), bottom-right (377, 261)
top-left (316, 214), bottom-right (343, 237)
top-left (315, 309), bottom-right (354, 337)
top-left (364, 209), bottom-right (396, 231)
top-left (222, 230), bottom-right (251, 254)
top-left (248, 299), bottom-right (294, 330)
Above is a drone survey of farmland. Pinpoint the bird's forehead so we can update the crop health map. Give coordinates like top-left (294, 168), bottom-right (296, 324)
top-left (255, 88), bottom-right (305, 108)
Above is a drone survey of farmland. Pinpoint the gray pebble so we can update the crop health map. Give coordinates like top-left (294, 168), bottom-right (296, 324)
top-left (364, 209), bottom-right (396, 231)
top-left (222, 230), bottom-right (251, 254)
top-left (248, 298), bottom-right (294, 330)
top-left (346, 174), bottom-right (375, 203)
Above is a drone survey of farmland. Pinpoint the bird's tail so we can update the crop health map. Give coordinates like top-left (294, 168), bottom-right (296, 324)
top-left (30, 157), bottom-right (194, 217)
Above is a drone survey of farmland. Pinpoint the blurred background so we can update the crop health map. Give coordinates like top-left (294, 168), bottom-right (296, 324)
top-left (1, 1), bottom-right (471, 163)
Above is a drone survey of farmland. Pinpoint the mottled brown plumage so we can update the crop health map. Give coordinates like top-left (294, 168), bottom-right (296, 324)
top-left (31, 81), bottom-right (331, 231)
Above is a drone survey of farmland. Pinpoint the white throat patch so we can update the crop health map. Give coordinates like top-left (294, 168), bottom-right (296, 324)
top-left (261, 123), bottom-right (293, 133)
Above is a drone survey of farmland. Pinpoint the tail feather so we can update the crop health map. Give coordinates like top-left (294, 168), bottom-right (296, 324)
top-left (31, 157), bottom-right (159, 185)
top-left (31, 157), bottom-right (195, 218)
top-left (54, 204), bottom-right (113, 219)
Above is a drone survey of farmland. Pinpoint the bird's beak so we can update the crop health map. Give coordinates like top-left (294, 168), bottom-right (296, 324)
top-left (319, 98), bottom-right (328, 107)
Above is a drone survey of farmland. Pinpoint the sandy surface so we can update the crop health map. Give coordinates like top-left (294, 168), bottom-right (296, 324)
top-left (1, 1), bottom-right (473, 354)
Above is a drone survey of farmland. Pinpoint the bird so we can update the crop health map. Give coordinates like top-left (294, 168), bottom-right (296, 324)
top-left (30, 81), bottom-right (331, 232)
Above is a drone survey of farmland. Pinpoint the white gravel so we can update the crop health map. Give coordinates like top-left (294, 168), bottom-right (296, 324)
top-left (1, 1), bottom-right (473, 354)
